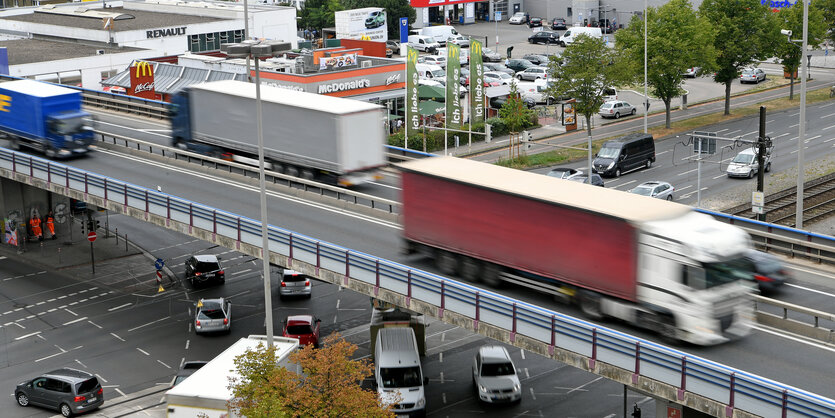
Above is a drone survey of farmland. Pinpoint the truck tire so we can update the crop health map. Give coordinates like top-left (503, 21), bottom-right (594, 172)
top-left (9, 137), bottom-right (20, 151)
top-left (481, 262), bottom-right (503, 287)
top-left (656, 314), bottom-right (679, 345)
top-left (459, 256), bottom-right (481, 282)
top-left (578, 291), bottom-right (604, 321)
top-left (45, 146), bottom-right (57, 159)
top-left (435, 249), bottom-right (458, 276)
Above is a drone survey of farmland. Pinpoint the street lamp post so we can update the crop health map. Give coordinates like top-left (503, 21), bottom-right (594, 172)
top-left (643, 0), bottom-right (648, 134)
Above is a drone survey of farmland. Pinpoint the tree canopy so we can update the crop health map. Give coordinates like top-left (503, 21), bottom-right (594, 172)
top-left (616, 0), bottom-right (715, 128)
top-left (772, 2), bottom-right (827, 99)
top-left (298, 0), bottom-right (344, 33)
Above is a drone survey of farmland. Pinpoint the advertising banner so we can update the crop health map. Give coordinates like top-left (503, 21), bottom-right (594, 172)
top-left (400, 17), bottom-right (409, 44)
top-left (335, 8), bottom-right (388, 42)
top-left (129, 61), bottom-right (156, 100)
top-left (445, 44), bottom-right (462, 128)
top-left (406, 47), bottom-right (421, 132)
top-left (410, 0), bottom-right (478, 7)
top-left (319, 53), bottom-right (358, 70)
top-left (4, 218), bottom-right (17, 246)
top-left (469, 39), bottom-right (484, 125)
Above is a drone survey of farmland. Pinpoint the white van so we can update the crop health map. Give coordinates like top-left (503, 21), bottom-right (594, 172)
top-left (558, 27), bottom-right (602, 46)
top-left (408, 35), bottom-right (440, 53)
top-left (436, 47), bottom-right (469, 66)
top-left (415, 63), bottom-right (445, 81)
top-left (420, 25), bottom-right (459, 46)
top-left (375, 328), bottom-right (427, 417)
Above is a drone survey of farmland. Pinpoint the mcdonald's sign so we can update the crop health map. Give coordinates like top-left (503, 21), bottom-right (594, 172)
top-left (129, 61), bottom-right (156, 100)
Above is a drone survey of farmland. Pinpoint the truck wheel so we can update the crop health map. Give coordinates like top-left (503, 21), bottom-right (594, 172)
top-left (481, 262), bottom-right (503, 287)
top-left (45, 147), bottom-right (57, 159)
top-left (614, 168), bottom-right (621, 177)
top-left (285, 166), bottom-right (300, 178)
top-left (578, 291), bottom-right (604, 321)
top-left (657, 315), bottom-right (680, 345)
top-left (459, 256), bottom-right (481, 282)
top-left (435, 249), bottom-right (458, 276)
top-left (9, 137), bottom-right (20, 151)
top-left (300, 168), bottom-right (315, 181)
top-left (645, 159), bottom-right (652, 169)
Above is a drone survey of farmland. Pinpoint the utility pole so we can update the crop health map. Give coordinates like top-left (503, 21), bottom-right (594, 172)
top-left (756, 106), bottom-right (768, 222)
top-left (796, 0), bottom-right (808, 229)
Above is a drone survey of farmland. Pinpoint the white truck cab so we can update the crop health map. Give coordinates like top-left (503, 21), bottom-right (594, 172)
top-left (374, 328), bottom-right (427, 417)
top-left (408, 35), bottom-right (440, 53)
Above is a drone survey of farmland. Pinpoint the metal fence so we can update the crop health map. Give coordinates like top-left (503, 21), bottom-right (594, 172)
top-left (0, 148), bottom-right (833, 417)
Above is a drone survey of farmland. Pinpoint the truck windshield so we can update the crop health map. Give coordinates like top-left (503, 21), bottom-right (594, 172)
top-left (685, 257), bottom-right (754, 290)
top-left (597, 147), bottom-right (620, 159)
top-left (50, 117), bottom-right (89, 135)
top-left (380, 366), bottom-right (422, 388)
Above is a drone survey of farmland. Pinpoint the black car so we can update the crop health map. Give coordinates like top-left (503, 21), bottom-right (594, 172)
top-left (744, 249), bottom-right (790, 293)
top-left (551, 17), bottom-right (567, 30)
top-left (527, 31), bottom-right (560, 45)
top-left (15, 368), bottom-right (104, 417)
top-left (484, 62), bottom-right (515, 75)
top-left (528, 17), bottom-right (543, 28)
top-left (522, 53), bottom-right (550, 66)
top-left (506, 58), bottom-right (535, 73)
top-left (490, 95), bottom-right (535, 109)
top-left (185, 254), bottom-right (225, 286)
top-left (172, 361), bottom-right (208, 387)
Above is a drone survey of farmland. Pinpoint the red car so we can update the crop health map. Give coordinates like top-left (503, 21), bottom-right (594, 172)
top-left (282, 314), bottom-right (321, 347)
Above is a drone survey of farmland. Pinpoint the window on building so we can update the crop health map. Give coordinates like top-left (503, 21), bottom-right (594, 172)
top-left (220, 32), bottom-right (229, 44)
top-left (567, 7), bottom-right (572, 18)
top-left (189, 34), bottom-right (200, 52)
top-left (234, 30), bottom-right (244, 43)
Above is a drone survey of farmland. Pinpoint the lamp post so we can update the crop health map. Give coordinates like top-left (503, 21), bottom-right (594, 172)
top-left (785, 3), bottom-right (809, 228)
top-left (643, 0), bottom-right (648, 134)
top-left (223, 40), bottom-right (288, 348)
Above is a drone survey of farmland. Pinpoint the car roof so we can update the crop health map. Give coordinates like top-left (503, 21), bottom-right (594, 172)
top-left (44, 368), bottom-right (94, 383)
top-left (199, 298), bottom-right (225, 309)
top-left (286, 314), bottom-right (314, 325)
top-left (638, 181), bottom-right (666, 187)
top-left (194, 254), bottom-right (219, 263)
top-left (478, 345), bottom-right (512, 363)
top-left (737, 148), bottom-right (756, 155)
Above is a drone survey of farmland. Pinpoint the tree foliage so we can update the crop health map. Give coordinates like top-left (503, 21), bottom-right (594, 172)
top-left (228, 334), bottom-right (394, 418)
top-left (545, 34), bottom-right (627, 137)
top-left (498, 82), bottom-right (535, 134)
top-left (699, 0), bottom-right (781, 114)
top-left (340, 0), bottom-right (416, 39)
top-left (616, 0), bottom-right (715, 128)
top-left (772, 2), bottom-right (827, 99)
top-left (299, 0), bottom-right (344, 33)
top-left (817, 0), bottom-right (835, 45)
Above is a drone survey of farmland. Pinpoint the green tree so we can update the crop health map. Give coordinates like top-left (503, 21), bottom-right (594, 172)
top-left (817, 0), bottom-right (835, 45)
top-left (498, 83), bottom-right (534, 134)
top-left (340, 0), bottom-right (417, 39)
top-left (700, 0), bottom-right (781, 115)
top-left (773, 2), bottom-right (827, 100)
top-left (299, 0), bottom-right (344, 34)
top-left (616, 0), bottom-right (715, 128)
top-left (228, 334), bottom-right (394, 418)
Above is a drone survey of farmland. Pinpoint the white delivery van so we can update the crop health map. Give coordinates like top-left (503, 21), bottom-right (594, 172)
top-left (415, 63), bottom-right (445, 81)
top-left (375, 328), bottom-right (427, 417)
top-left (436, 47), bottom-right (469, 66)
top-left (408, 35), bottom-right (440, 53)
top-left (420, 25), bottom-right (459, 46)
top-left (558, 27), bottom-right (602, 46)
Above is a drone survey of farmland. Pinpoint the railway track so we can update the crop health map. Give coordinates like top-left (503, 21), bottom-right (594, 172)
top-left (729, 172), bottom-right (835, 227)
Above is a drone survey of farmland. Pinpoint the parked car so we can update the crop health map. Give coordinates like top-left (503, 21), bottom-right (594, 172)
top-left (528, 17), bottom-right (543, 28)
top-left (481, 47), bottom-right (502, 62)
top-left (419, 55), bottom-right (446, 68)
top-left (447, 34), bottom-right (471, 48)
top-left (546, 167), bottom-right (581, 179)
top-left (740, 67), bottom-right (766, 84)
top-left (629, 181), bottom-right (675, 201)
top-left (184, 254), bottom-right (225, 286)
top-left (683, 67), bottom-right (702, 78)
top-left (282, 314), bottom-right (321, 347)
top-left (194, 297), bottom-right (232, 334)
top-left (744, 249), bottom-right (790, 293)
top-left (726, 147), bottom-right (771, 178)
top-left (15, 368), bottom-right (104, 417)
top-left (385, 40), bottom-right (400, 57)
top-left (527, 31), bottom-right (559, 45)
top-left (489, 95), bottom-right (536, 109)
top-left (484, 62), bottom-right (515, 75)
top-left (506, 58), bottom-right (535, 73)
top-left (551, 17), bottom-right (567, 30)
top-left (515, 66), bottom-right (548, 81)
top-left (598, 100), bottom-right (636, 119)
top-left (407, 35), bottom-right (440, 53)
top-left (483, 71), bottom-right (513, 86)
top-left (509, 12), bottom-right (528, 24)
top-left (172, 361), bottom-right (208, 387)
top-left (566, 172), bottom-right (605, 187)
top-left (278, 268), bottom-right (312, 299)
top-left (522, 53), bottom-right (550, 65)
top-left (472, 345), bottom-right (521, 404)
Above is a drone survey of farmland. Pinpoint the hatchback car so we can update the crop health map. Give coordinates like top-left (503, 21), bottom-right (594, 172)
top-left (522, 53), bottom-right (550, 65)
top-left (472, 346), bottom-right (521, 404)
top-left (744, 249), bottom-right (790, 293)
top-left (599, 101), bottom-right (636, 119)
top-left (278, 268), bottom-right (312, 299)
top-left (683, 67), bottom-right (702, 78)
top-left (15, 368), bottom-right (104, 417)
top-left (516, 66), bottom-right (548, 81)
top-left (629, 181), bottom-right (674, 200)
top-left (282, 314), bottom-right (322, 347)
top-left (419, 55), bottom-right (446, 68)
top-left (509, 12), bottom-right (528, 25)
top-left (566, 173), bottom-right (605, 187)
top-left (172, 361), bottom-right (207, 387)
top-left (184, 254), bottom-right (225, 286)
top-left (740, 68), bottom-right (766, 84)
top-left (551, 17), bottom-right (567, 30)
top-left (194, 297), bottom-right (232, 334)
top-left (447, 34), bottom-right (470, 48)
top-left (484, 71), bottom-right (514, 85)
top-left (506, 58), bottom-right (535, 73)
top-left (726, 147), bottom-right (771, 178)
top-left (481, 47), bottom-right (502, 62)
top-left (546, 167), bottom-right (581, 179)
top-left (527, 31), bottom-right (559, 45)
top-left (528, 17), bottom-right (543, 28)
top-left (484, 62), bottom-right (515, 75)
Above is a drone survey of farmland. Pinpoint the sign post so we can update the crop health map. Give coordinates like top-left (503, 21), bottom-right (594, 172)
top-left (87, 231), bottom-right (97, 274)
top-left (155, 258), bottom-right (166, 293)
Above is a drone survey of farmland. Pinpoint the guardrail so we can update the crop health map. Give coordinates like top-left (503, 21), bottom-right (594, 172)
top-left (755, 296), bottom-right (835, 344)
top-left (0, 148), bottom-right (832, 418)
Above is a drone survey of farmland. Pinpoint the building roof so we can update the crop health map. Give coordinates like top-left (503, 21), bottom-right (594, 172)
top-left (0, 79), bottom-right (79, 97)
top-left (101, 61), bottom-right (247, 94)
top-left (0, 38), bottom-right (143, 65)
top-left (3, 6), bottom-right (226, 32)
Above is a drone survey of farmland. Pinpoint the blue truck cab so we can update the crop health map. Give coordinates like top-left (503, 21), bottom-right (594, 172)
top-left (0, 79), bottom-right (94, 158)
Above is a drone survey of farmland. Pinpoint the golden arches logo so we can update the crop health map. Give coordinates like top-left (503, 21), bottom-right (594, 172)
top-left (0, 94), bottom-right (10, 112)
top-left (471, 40), bottom-right (482, 55)
top-left (407, 48), bottom-right (418, 64)
top-left (449, 46), bottom-right (459, 59)
top-left (133, 61), bottom-right (154, 78)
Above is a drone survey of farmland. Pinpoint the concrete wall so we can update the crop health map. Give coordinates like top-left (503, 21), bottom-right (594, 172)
top-left (0, 178), bottom-right (71, 245)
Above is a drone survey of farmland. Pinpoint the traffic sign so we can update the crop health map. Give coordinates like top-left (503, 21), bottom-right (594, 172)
top-left (155, 258), bottom-right (165, 270)
top-left (87, 231), bottom-right (97, 242)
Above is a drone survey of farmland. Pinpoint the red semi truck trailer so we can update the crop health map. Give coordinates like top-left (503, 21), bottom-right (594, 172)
top-left (398, 156), bottom-right (754, 345)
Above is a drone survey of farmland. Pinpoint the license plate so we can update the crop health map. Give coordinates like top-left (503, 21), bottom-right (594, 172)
top-left (88, 397), bottom-right (97, 402)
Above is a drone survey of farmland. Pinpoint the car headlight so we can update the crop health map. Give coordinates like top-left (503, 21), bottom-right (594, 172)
top-left (417, 397), bottom-right (425, 407)
top-left (607, 162), bottom-right (614, 170)
top-left (479, 384), bottom-right (488, 393)
top-left (513, 383), bottom-right (520, 391)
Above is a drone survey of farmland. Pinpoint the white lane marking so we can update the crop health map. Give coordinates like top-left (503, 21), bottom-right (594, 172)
top-left (115, 388), bottom-right (127, 398)
top-left (713, 174), bottom-right (727, 180)
top-left (88, 320), bottom-right (103, 329)
top-left (231, 268), bottom-right (252, 276)
top-left (753, 325), bottom-right (835, 353)
top-left (75, 359), bottom-right (87, 369)
top-left (676, 185), bottom-right (693, 192)
top-left (110, 332), bottom-right (125, 342)
top-left (567, 377), bottom-right (603, 394)
top-left (15, 331), bottom-right (41, 341)
top-left (157, 360), bottom-right (172, 369)
top-left (610, 180), bottom-right (636, 190)
top-left (820, 112), bottom-right (835, 119)
top-left (368, 181), bottom-right (401, 191)
top-left (64, 308), bottom-right (78, 316)
top-left (439, 352), bottom-right (443, 363)
top-left (656, 150), bottom-right (669, 155)
top-left (529, 387), bottom-right (537, 401)
top-left (35, 345), bottom-right (81, 362)
top-left (805, 135), bottom-right (822, 143)
top-left (786, 283), bottom-right (835, 298)
top-left (96, 120), bottom-right (171, 138)
top-left (185, 340), bottom-right (190, 350)
top-left (677, 168), bottom-right (697, 176)
top-left (137, 348), bottom-right (150, 356)
top-left (95, 148), bottom-right (400, 230)
top-left (128, 316), bottom-right (170, 332)
top-left (12, 322), bottom-right (25, 329)
top-left (520, 349), bottom-right (526, 360)
top-left (63, 316), bottom-right (88, 326)
top-left (96, 374), bottom-right (109, 383)
top-left (823, 124), bottom-right (835, 131)
top-left (108, 303), bottom-right (132, 312)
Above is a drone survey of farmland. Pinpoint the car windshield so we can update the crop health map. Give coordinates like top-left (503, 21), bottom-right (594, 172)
top-left (195, 261), bottom-right (219, 273)
top-left (631, 186), bottom-right (654, 196)
top-left (732, 153), bottom-right (754, 164)
top-left (481, 362), bottom-right (515, 377)
top-left (431, 69), bottom-right (444, 78)
top-left (686, 257), bottom-right (755, 290)
top-left (77, 377), bottom-right (99, 394)
top-left (198, 307), bottom-right (226, 319)
top-left (287, 324), bottom-right (313, 335)
top-left (547, 169), bottom-right (571, 178)
top-left (598, 147), bottom-right (620, 159)
top-left (513, 12), bottom-right (525, 17)
top-left (380, 366), bottom-right (422, 388)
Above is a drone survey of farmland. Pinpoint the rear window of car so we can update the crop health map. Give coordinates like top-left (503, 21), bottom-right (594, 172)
top-left (282, 273), bottom-right (307, 283)
top-left (195, 262), bottom-right (220, 273)
top-left (287, 325), bottom-right (313, 334)
top-left (77, 377), bottom-right (100, 394)
top-left (199, 308), bottom-right (226, 319)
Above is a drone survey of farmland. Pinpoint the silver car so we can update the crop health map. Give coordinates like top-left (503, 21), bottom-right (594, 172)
top-left (484, 71), bottom-right (514, 85)
top-left (447, 34), bottom-right (471, 48)
top-left (15, 368), bottom-right (104, 417)
top-left (546, 167), bottom-right (581, 179)
top-left (740, 68), bottom-right (766, 84)
top-left (726, 147), bottom-right (771, 178)
top-left (194, 297), bottom-right (232, 334)
top-left (629, 181), bottom-right (675, 200)
top-left (278, 268), bottom-right (312, 299)
top-left (515, 66), bottom-right (548, 81)
top-left (472, 346), bottom-right (521, 403)
top-left (599, 101), bottom-right (636, 119)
